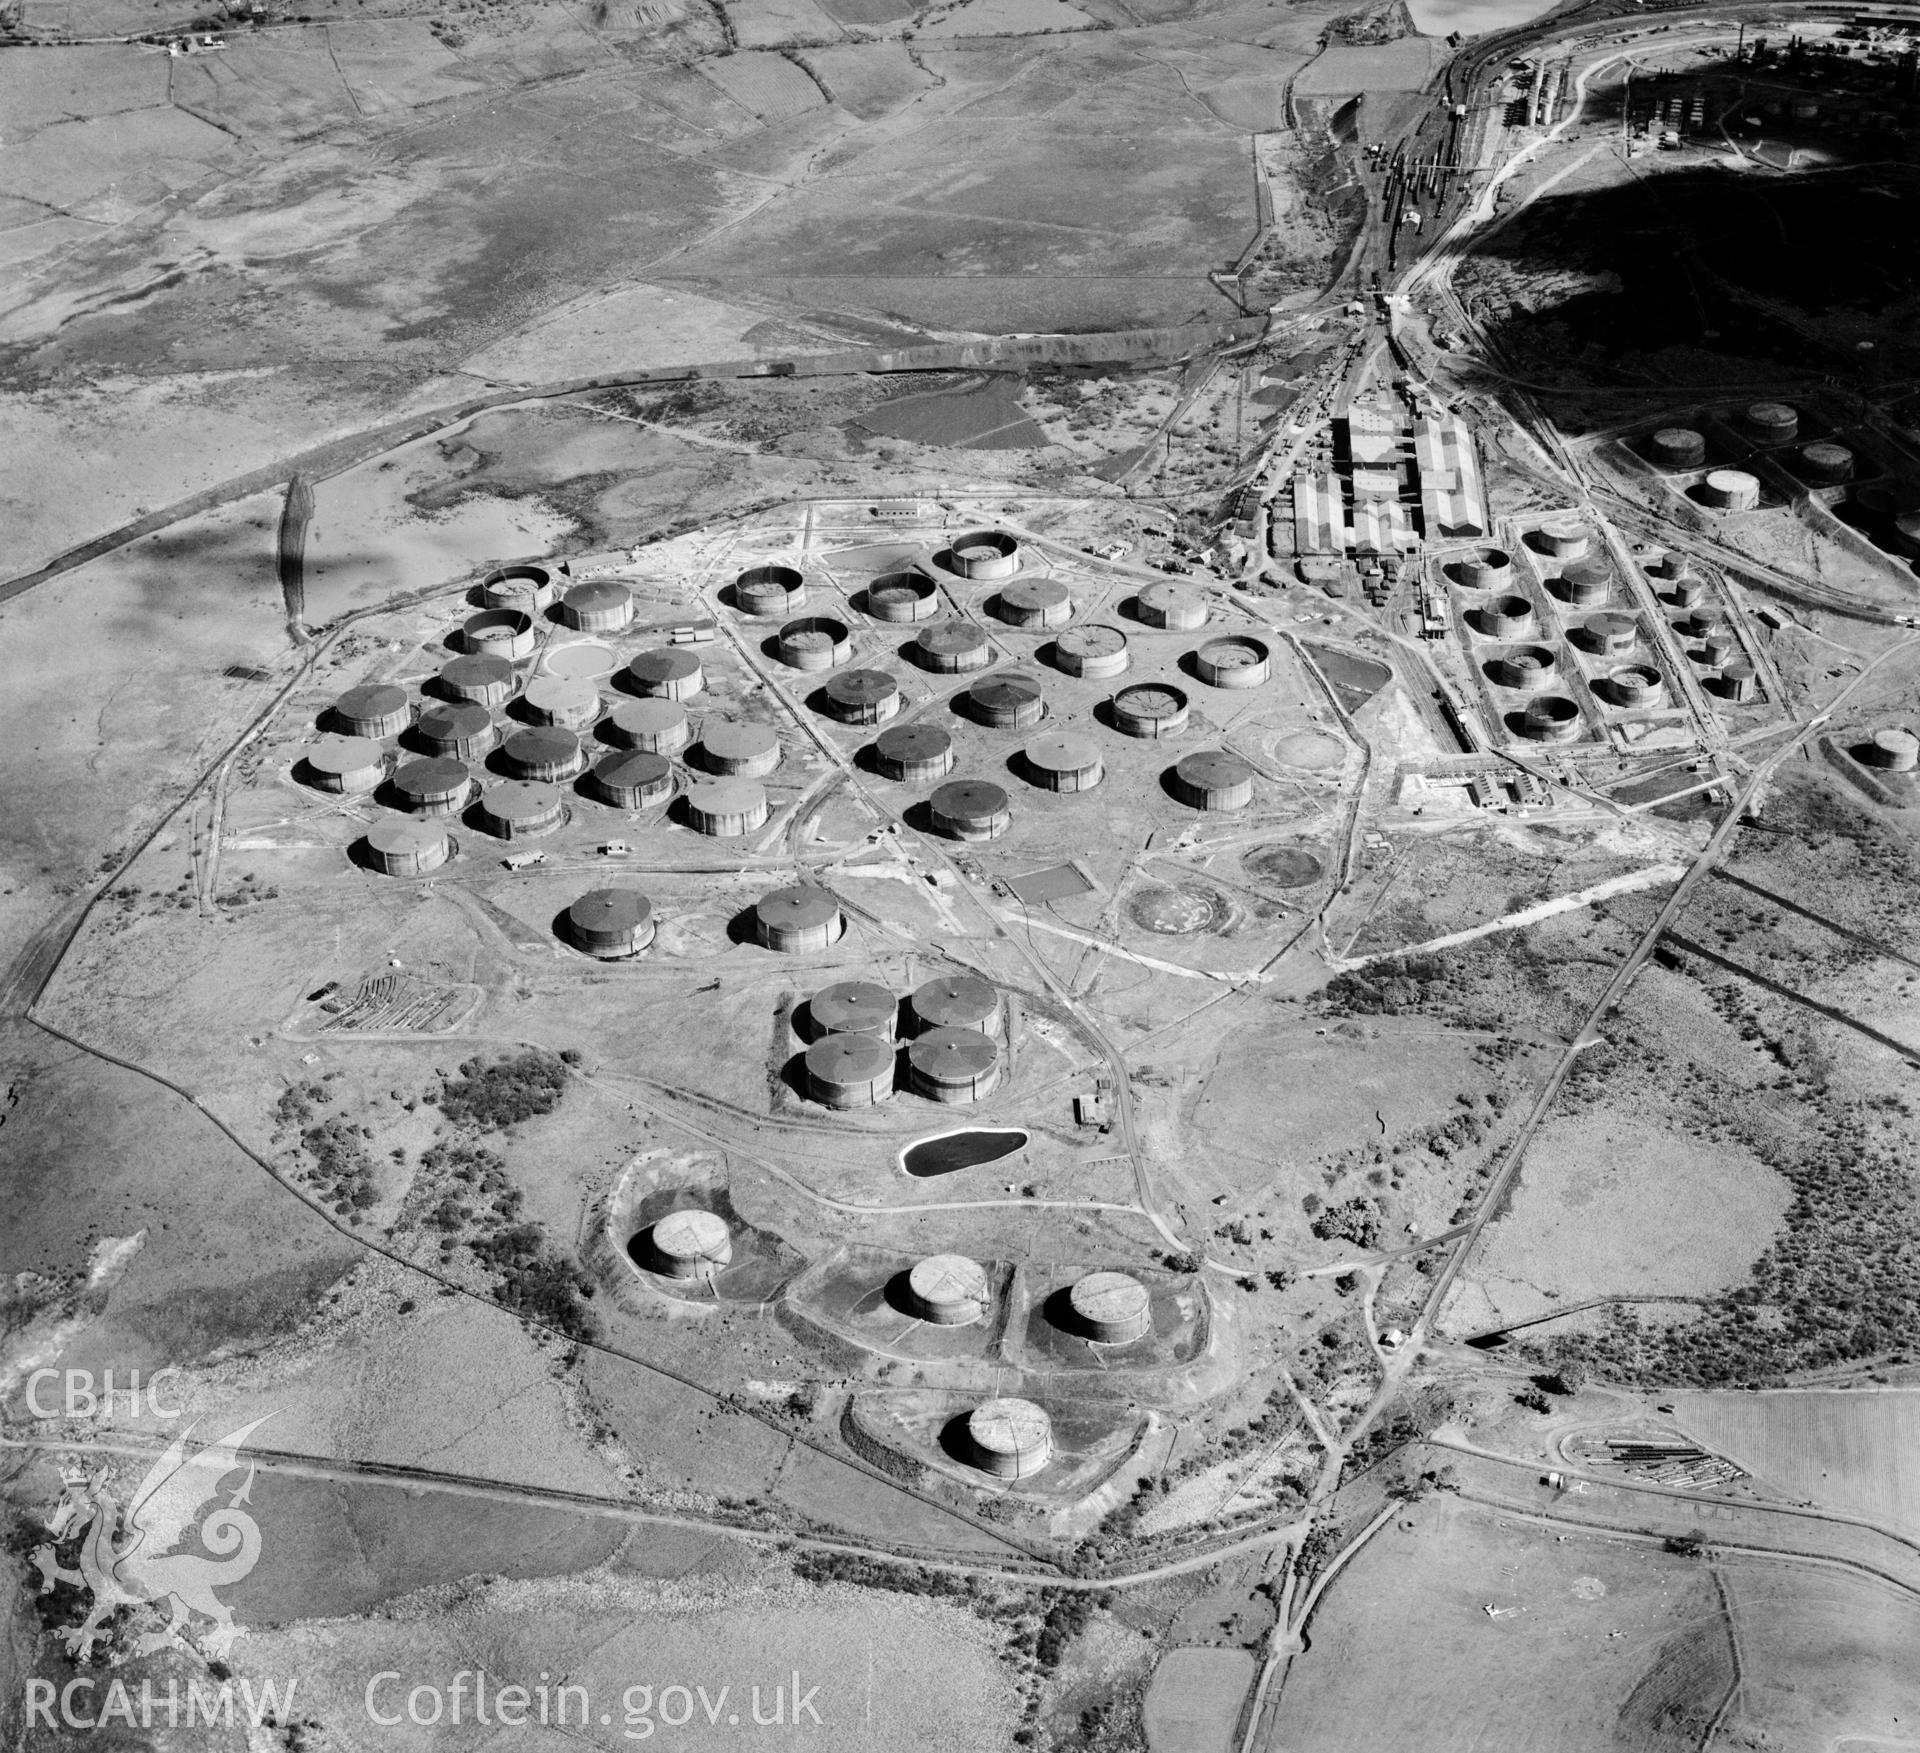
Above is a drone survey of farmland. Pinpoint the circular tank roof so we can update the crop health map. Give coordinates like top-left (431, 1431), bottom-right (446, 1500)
top-left (1802, 441), bottom-right (1852, 465)
top-left (1140, 579), bottom-right (1203, 613)
top-left (908, 1026), bottom-right (998, 1080)
top-left (812, 980), bottom-right (895, 1033)
top-left (565, 579), bottom-right (630, 613)
top-left (393, 755), bottom-right (471, 796)
top-left (876, 722), bottom-right (952, 763)
top-left (1175, 750), bottom-right (1256, 790)
top-left (805, 1032), bottom-right (894, 1082)
top-left (1070, 1271), bottom-right (1151, 1326)
top-left (440, 653), bottom-right (515, 691)
top-left (592, 748), bottom-right (672, 790)
top-left (756, 885), bottom-right (840, 929)
top-left (336, 683), bottom-right (407, 720)
top-left (1116, 683), bottom-right (1188, 716)
top-left (1003, 579), bottom-right (1069, 609)
top-left (1197, 636), bottom-right (1268, 670)
top-left (525, 676), bottom-right (599, 714)
top-left (909, 1253), bottom-right (988, 1307)
top-left (967, 673), bottom-right (1043, 712)
top-left (913, 973), bottom-right (998, 1027)
top-left (704, 721), bottom-right (779, 760)
top-left (1024, 733), bottom-right (1101, 773)
top-left (683, 777), bottom-right (766, 817)
top-left (308, 735), bottom-right (383, 774)
top-left (628, 648), bottom-right (701, 685)
top-left (931, 779), bottom-right (1010, 819)
top-left (502, 726), bottom-right (581, 766)
top-left (917, 622), bottom-right (990, 657)
top-left (967, 1397), bottom-right (1050, 1455)
top-left (367, 817), bottom-right (447, 855)
top-left (824, 669), bottom-right (899, 707)
top-left (1587, 612), bottom-right (1639, 640)
top-left (569, 888), bottom-right (653, 933)
top-left (607, 698), bottom-right (688, 736)
top-left (1058, 624), bottom-right (1127, 659)
top-left (1747, 401), bottom-right (1797, 426)
top-left (418, 700), bottom-right (492, 740)
top-left (1706, 468), bottom-right (1759, 490)
top-left (485, 780), bottom-right (560, 820)
top-left (1873, 728), bottom-right (1920, 759)
top-left (654, 1209), bottom-right (729, 1261)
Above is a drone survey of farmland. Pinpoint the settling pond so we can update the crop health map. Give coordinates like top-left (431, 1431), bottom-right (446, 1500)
top-left (901, 1128), bottom-right (1029, 1178)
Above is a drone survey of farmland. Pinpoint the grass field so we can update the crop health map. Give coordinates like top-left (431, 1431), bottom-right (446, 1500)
top-left (1672, 1390), bottom-right (1920, 1534)
top-left (1144, 1646), bottom-right (1253, 1753)
top-left (1268, 1498), bottom-right (1731, 1752)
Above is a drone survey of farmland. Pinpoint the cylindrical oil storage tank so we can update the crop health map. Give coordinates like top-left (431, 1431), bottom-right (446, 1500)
top-left (929, 779), bottom-right (1012, 842)
top-left (1647, 551), bottom-right (1688, 581)
top-left (1700, 633), bottom-right (1738, 666)
top-left (558, 578), bottom-right (632, 632)
top-left (1556, 558), bottom-right (1612, 607)
top-left (1113, 683), bottom-right (1190, 740)
top-left (1194, 635), bottom-right (1272, 689)
top-left (994, 579), bottom-right (1072, 630)
top-left (1487, 645), bottom-right (1557, 691)
top-left (1717, 661), bottom-right (1757, 702)
top-left (1536, 518), bottom-right (1591, 560)
top-left (965, 671), bottom-right (1046, 730)
top-left (331, 683), bottom-right (410, 739)
top-left (1797, 442), bottom-right (1853, 484)
top-left (476, 780), bottom-right (563, 840)
top-left (1700, 469), bottom-right (1761, 512)
top-left (1518, 696), bottom-right (1582, 743)
top-left (777, 616), bottom-right (853, 672)
top-left (1170, 749), bottom-right (1256, 811)
top-left (803, 1034), bottom-right (895, 1109)
top-left (1648, 427), bottom-right (1707, 470)
top-left (1858, 479), bottom-right (1920, 520)
top-left (811, 979), bottom-right (896, 1041)
top-left (821, 669), bottom-right (901, 726)
top-left (1669, 576), bottom-right (1707, 608)
top-left (364, 816), bottom-right (451, 877)
top-left (626, 648), bottom-right (703, 700)
top-left (734, 563), bottom-right (807, 617)
top-left (914, 622), bottom-right (993, 674)
top-left (699, 721), bottom-right (781, 777)
top-left (905, 1254), bottom-right (989, 1325)
top-left (1021, 733), bottom-right (1104, 793)
top-left (501, 725), bottom-right (585, 782)
top-left (908, 1026), bottom-right (999, 1103)
top-left (1456, 547), bottom-right (1512, 590)
top-left (1861, 729), bottom-right (1920, 772)
top-left (1743, 401), bottom-right (1798, 445)
top-left (391, 756), bottom-right (472, 817)
top-left (1137, 580), bottom-right (1208, 629)
top-left (874, 721), bottom-right (955, 782)
top-left (947, 530), bottom-right (1020, 581)
top-left (305, 735), bottom-right (385, 793)
top-left (865, 570), bottom-right (941, 623)
top-left (1579, 612), bottom-right (1640, 656)
top-left (910, 973), bottom-right (1002, 1039)
top-left (603, 697), bottom-right (691, 756)
top-left (1682, 609), bottom-right (1726, 641)
top-left (1054, 624), bottom-right (1130, 680)
top-left (416, 699), bottom-right (498, 761)
top-left (1606, 664), bottom-right (1664, 707)
top-left (754, 885), bottom-right (844, 952)
top-left (437, 652), bottom-right (517, 707)
top-left (463, 609), bottom-right (537, 660)
top-left (481, 564), bottom-right (556, 613)
top-left (648, 1209), bottom-right (731, 1280)
top-left (1483, 594), bottom-right (1537, 639)
top-left (523, 675), bottom-right (601, 730)
top-left (586, 748), bottom-right (674, 810)
top-left (965, 1397), bottom-right (1051, 1479)
top-left (565, 888), bottom-right (655, 958)
top-left (1067, 1271), bottom-right (1152, 1344)
top-left (684, 778), bottom-right (769, 838)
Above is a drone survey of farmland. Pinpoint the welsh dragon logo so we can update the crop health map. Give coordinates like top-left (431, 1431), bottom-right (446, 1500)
top-left (31, 1417), bottom-right (272, 1663)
